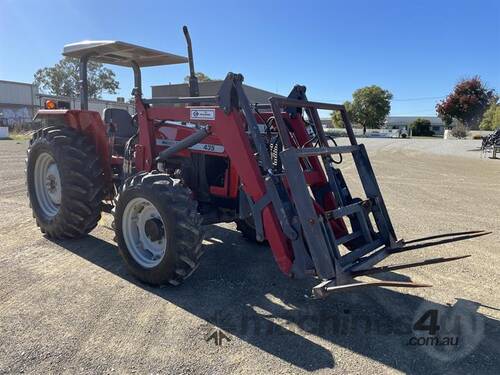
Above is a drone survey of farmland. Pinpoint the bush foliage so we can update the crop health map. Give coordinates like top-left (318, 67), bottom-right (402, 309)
top-left (410, 118), bottom-right (434, 136)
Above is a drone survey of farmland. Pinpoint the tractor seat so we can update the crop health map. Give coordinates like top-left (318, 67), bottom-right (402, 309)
top-left (103, 108), bottom-right (136, 155)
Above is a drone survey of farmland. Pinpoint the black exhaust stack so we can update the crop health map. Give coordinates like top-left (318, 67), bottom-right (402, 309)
top-left (183, 26), bottom-right (199, 98)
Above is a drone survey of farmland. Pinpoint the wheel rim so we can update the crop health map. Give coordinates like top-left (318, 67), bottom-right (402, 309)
top-left (34, 152), bottom-right (61, 218)
top-left (122, 197), bottom-right (167, 268)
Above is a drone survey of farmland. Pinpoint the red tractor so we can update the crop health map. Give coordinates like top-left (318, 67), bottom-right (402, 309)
top-left (27, 27), bottom-right (475, 297)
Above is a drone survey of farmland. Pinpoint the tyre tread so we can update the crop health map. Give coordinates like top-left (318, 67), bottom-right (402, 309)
top-left (26, 126), bottom-right (104, 239)
top-left (115, 172), bottom-right (204, 286)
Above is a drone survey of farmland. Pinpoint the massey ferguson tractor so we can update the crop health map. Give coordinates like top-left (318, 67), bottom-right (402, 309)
top-left (26, 27), bottom-right (479, 298)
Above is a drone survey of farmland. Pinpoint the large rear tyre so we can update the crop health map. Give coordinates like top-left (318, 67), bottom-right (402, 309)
top-left (114, 172), bottom-right (204, 286)
top-left (26, 126), bottom-right (104, 238)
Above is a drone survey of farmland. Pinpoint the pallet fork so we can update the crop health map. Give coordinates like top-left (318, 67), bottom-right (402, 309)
top-left (218, 73), bottom-right (488, 298)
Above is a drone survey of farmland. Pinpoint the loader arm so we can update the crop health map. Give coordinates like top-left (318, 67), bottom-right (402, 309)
top-left (213, 74), bottom-right (399, 280)
top-left (212, 111), bottom-right (295, 274)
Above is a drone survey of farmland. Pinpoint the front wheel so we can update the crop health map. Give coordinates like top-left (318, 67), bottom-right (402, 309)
top-left (114, 172), bottom-right (205, 286)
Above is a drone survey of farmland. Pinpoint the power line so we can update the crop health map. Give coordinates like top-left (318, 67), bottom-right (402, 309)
top-left (392, 96), bottom-right (446, 102)
top-left (322, 95), bottom-right (447, 103)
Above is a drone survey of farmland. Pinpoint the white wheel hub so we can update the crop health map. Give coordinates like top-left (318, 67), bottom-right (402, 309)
top-left (34, 152), bottom-right (61, 218)
top-left (122, 197), bottom-right (167, 268)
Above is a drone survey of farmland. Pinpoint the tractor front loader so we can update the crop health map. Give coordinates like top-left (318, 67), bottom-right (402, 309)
top-left (26, 27), bottom-right (485, 298)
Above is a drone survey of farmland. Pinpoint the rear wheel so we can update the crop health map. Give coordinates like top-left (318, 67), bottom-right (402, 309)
top-left (114, 172), bottom-right (204, 286)
top-left (26, 126), bottom-right (104, 238)
top-left (236, 216), bottom-right (266, 243)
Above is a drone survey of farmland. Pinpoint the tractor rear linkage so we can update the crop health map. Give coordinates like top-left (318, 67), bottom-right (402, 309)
top-left (160, 72), bottom-right (486, 298)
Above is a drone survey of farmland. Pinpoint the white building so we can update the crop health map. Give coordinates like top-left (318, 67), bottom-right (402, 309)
top-left (385, 116), bottom-right (452, 136)
top-left (0, 80), bottom-right (36, 127)
top-left (321, 115), bottom-right (453, 137)
top-left (0, 79), bottom-right (133, 128)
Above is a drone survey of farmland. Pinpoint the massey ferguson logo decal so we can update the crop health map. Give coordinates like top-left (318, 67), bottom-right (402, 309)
top-left (190, 108), bottom-right (215, 120)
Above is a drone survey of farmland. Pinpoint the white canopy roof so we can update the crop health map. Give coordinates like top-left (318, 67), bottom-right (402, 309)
top-left (63, 40), bottom-right (188, 67)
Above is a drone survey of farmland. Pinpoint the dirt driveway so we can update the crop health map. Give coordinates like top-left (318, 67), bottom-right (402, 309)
top-left (0, 138), bottom-right (499, 374)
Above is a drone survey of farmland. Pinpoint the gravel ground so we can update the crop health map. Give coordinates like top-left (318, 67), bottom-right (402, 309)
top-left (339, 137), bottom-right (486, 159)
top-left (0, 138), bottom-right (499, 374)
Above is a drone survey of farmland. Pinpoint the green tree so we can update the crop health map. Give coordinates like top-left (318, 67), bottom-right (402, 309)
top-left (351, 86), bottom-right (393, 133)
top-left (479, 102), bottom-right (500, 130)
top-left (34, 57), bottom-right (119, 99)
top-left (436, 76), bottom-right (495, 129)
top-left (330, 101), bottom-right (353, 128)
top-left (410, 118), bottom-right (434, 136)
top-left (184, 72), bottom-right (212, 83)
top-left (330, 86), bottom-right (393, 133)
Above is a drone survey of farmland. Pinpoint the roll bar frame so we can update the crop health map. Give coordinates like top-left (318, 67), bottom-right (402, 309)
top-left (78, 26), bottom-right (198, 110)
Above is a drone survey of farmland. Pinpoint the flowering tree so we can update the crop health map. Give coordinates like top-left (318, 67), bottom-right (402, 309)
top-left (436, 77), bottom-right (495, 129)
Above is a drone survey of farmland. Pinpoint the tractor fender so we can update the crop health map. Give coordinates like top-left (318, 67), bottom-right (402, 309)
top-left (34, 109), bottom-right (113, 197)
